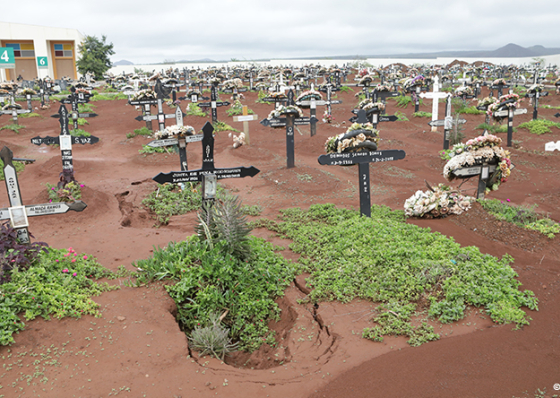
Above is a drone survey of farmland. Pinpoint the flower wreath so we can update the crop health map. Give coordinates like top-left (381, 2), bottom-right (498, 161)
top-left (358, 99), bottom-right (385, 112)
top-left (21, 88), bottom-right (37, 96)
top-left (154, 125), bottom-right (195, 139)
top-left (487, 93), bottom-right (521, 122)
top-left (455, 86), bottom-right (473, 96)
top-left (325, 122), bottom-right (379, 154)
top-left (443, 134), bottom-right (512, 192)
top-left (404, 182), bottom-right (474, 218)
top-left (296, 90), bottom-right (322, 103)
top-left (268, 105), bottom-right (303, 119)
top-left (132, 89), bottom-right (157, 101)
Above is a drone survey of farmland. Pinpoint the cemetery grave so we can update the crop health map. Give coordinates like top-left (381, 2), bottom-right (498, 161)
top-left (0, 68), bottom-right (559, 398)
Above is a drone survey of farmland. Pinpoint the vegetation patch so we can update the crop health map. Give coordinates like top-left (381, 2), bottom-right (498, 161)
top-left (517, 118), bottom-right (560, 135)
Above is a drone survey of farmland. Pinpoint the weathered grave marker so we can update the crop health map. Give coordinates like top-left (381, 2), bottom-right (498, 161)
top-left (31, 105), bottom-right (99, 171)
top-left (525, 86), bottom-right (548, 120)
top-left (427, 95), bottom-right (466, 149)
top-left (0, 104), bottom-right (31, 125)
top-left (152, 123), bottom-right (260, 195)
top-left (318, 110), bottom-right (406, 217)
top-left (0, 146), bottom-right (87, 243)
top-left (198, 84), bottom-right (230, 124)
top-left (261, 90), bottom-right (318, 168)
top-left (232, 106), bottom-right (258, 145)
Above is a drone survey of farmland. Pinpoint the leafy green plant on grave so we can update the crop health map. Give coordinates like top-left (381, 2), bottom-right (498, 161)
top-left (395, 95), bottom-right (423, 108)
top-left (479, 199), bottom-right (560, 238)
top-left (126, 126), bottom-right (152, 139)
top-left (517, 118), bottom-right (560, 135)
top-left (0, 124), bottom-right (24, 133)
top-left (541, 104), bottom-right (560, 110)
top-left (70, 128), bottom-right (91, 137)
top-left (448, 114), bottom-right (466, 146)
top-left (46, 181), bottom-right (83, 203)
top-left (453, 104), bottom-right (484, 115)
top-left (142, 182), bottom-right (204, 225)
top-left (475, 123), bottom-right (513, 134)
top-left (78, 103), bottom-right (96, 113)
top-left (213, 121), bottom-right (239, 133)
top-left (19, 112), bottom-right (40, 118)
top-left (394, 110), bottom-right (409, 121)
top-left (138, 144), bottom-right (172, 155)
top-left (412, 111), bottom-right (432, 118)
top-left (241, 204), bottom-right (262, 216)
top-left (338, 86), bottom-right (353, 94)
top-left (188, 312), bottom-right (239, 360)
top-left (226, 100), bottom-right (255, 117)
top-left (0, 159), bottom-right (24, 181)
top-left (133, 193), bottom-right (298, 352)
top-left (0, 244), bottom-right (118, 345)
top-left (76, 117), bottom-right (89, 126)
top-left (184, 102), bottom-right (207, 117)
top-left (0, 221), bottom-right (48, 285)
top-left (252, 203), bottom-right (538, 345)
top-left (90, 93), bottom-right (127, 101)
top-left (255, 90), bottom-right (271, 104)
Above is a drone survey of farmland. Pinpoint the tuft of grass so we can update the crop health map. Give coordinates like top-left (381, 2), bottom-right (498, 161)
top-left (479, 199), bottom-right (560, 238)
top-left (126, 126), bottom-right (152, 139)
top-left (0, 124), bottom-right (24, 133)
top-left (412, 111), bottom-right (432, 118)
top-left (213, 121), bottom-right (239, 133)
top-left (475, 123), bottom-right (513, 134)
top-left (142, 182), bottom-right (203, 225)
top-left (0, 159), bottom-right (24, 180)
top-left (70, 128), bottom-right (91, 137)
top-left (185, 102), bottom-right (207, 117)
top-left (394, 111), bottom-right (409, 121)
top-left (338, 85), bottom-right (353, 94)
top-left (517, 118), bottom-right (560, 135)
top-left (19, 112), bottom-right (40, 118)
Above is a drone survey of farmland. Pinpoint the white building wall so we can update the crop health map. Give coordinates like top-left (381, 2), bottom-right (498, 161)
top-left (0, 22), bottom-right (84, 81)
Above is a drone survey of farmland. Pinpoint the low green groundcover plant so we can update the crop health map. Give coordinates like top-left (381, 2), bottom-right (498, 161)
top-left (517, 118), bottom-right (560, 135)
top-left (252, 204), bottom-right (538, 346)
top-left (213, 121), bottom-right (239, 133)
top-left (19, 112), bottom-right (40, 118)
top-left (475, 123), bottom-right (511, 134)
top-left (142, 182), bottom-right (203, 225)
top-left (479, 199), bottom-right (560, 238)
top-left (0, 124), bottom-right (25, 133)
top-left (412, 111), bottom-right (432, 118)
top-left (46, 181), bottom-right (83, 203)
top-left (70, 128), bottom-right (91, 137)
top-left (133, 236), bottom-right (297, 352)
top-left (126, 126), bottom-right (152, 139)
top-left (0, 236), bottom-right (117, 345)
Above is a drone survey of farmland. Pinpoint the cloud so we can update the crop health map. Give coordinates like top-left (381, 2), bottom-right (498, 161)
top-left (2, 0), bottom-right (560, 63)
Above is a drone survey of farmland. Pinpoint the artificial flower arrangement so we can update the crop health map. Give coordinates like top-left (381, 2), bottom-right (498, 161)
top-left (486, 93), bottom-right (521, 122)
top-left (324, 122), bottom-right (379, 154)
top-left (357, 99), bottom-right (386, 112)
top-left (404, 182), bottom-right (474, 218)
top-left (268, 91), bottom-right (287, 99)
top-left (131, 89), bottom-right (157, 101)
top-left (526, 83), bottom-right (544, 93)
top-left (492, 78), bottom-right (507, 86)
top-left (443, 134), bottom-right (512, 192)
top-left (454, 85), bottom-right (474, 96)
top-left (322, 110), bottom-right (334, 123)
top-left (296, 90), bottom-right (322, 103)
top-left (208, 77), bottom-right (221, 86)
top-left (358, 75), bottom-right (374, 85)
top-left (153, 125), bottom-right (195, 139)
top-left (20, 88), bottom-right (37, 96)
top-left (403, 75), bottom-right (425, 91)
top-left (358, 69), bottom-right (369, 77)
top-left (75, 88), bottom-right (91, 95)
top-left (222, 78), bottom-right (243, 89)
top-left (375, 84), bottom-right (394, 92)
top-left (267, 105), bottom-right (303, 119)
top-left (2, 103), bottom-right (22, 110)
top-left (477, 96), bottom-right (497, 109)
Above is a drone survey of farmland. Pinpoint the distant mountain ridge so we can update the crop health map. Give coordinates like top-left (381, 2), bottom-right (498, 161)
top-left (112, 60), bottom-right (134, 66)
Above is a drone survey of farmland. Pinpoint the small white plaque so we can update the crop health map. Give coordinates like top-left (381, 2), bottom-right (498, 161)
top-left (60, 135), bottom-right (72, 150)
top-left (9, 206), bottom-right (28, 228)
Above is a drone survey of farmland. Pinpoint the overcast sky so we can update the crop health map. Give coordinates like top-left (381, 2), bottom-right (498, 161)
top-left (3, 0), bottom-right (560, 64)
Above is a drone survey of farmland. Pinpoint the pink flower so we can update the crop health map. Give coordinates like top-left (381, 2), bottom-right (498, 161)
top-left (55, 259), bottom-right (59, 262)
top-left (73, 253), bottom-right (77, 257)
top-left (80, 184), bottom-right (84, 188)
top-left (71, 259), bottom-right (76, 263)
top-left (72, 272), bottom-right (77, 277)
top-left (506, 199), bottom-right (510, 202)
top-left (63, 269), bottom-right (69, 273)
top-left (83, 256), bottom-right (88, 260)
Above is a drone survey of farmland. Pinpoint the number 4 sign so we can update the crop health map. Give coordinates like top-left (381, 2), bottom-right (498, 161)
top-left (0, 47), bottom-right (15, 69)
top-left (37, 57), bottom-right (48, 69)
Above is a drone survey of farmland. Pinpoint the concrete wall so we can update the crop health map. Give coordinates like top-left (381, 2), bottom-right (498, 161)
top-left (0, 22), bottom-right (84, 81)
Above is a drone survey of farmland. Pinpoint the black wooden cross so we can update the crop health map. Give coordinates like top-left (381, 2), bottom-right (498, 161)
top-left (489, 82), bottom-right (510, 98)
top-left (145, 108), bottom-right (203, 171)
top-left (525, 86), bottom-right (549, 120)
top-left (133, 80), bottom-right (182, 131)
top-left (198, 84), bottom-right (230, 124)
top-left (260, 90), bottom-right (318, 168)
top-left (317, 110), bottom-right (406, 217)
top-left (31, 105), bottom-right (99, 171)
top-left (492, 102), bottom-right (527, 147)
top-left (152, 122), bottom-right (259, 185)
top-left (0, 146), bottom-right (87, 244)
top-left (296, 84), bottom-right (341, 135)
top-left (407, 83), bottom-right (428, 113)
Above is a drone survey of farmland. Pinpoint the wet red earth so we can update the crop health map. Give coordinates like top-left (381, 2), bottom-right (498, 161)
top-left (1, 81), bottom-right (560, 398)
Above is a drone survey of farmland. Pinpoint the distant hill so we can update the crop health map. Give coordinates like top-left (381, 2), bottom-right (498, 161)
top-left (176, 58), bottom-right (216, 63)
top-left (300, 44), bottom-right (560, 61)
top-left (112, 60), bottom-right (134, 66)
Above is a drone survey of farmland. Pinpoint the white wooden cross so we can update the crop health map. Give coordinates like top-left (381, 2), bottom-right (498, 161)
top-left (233, 106), bottom-right (258, 145)
top-left (419, 76), bottom-right (450, 132)
top-left (545, 140), bottom-right (560, 151)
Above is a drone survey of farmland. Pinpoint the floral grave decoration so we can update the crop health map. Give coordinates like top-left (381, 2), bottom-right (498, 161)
top-left (358, 75), bottom-right (374, 86)
top-left (443, 134), bottom-right (512, 192)
top-left (454, 85), bottom-right (474, 97)
top-left (477, 96), bottom-right (497, 109)
top-left (296, 90), bottom-right (322, 103)
top-left (403, 75), bottom-right (425, 91)
top-left (2, 103), bottom-right (22, 111)
top-left (492, 78), bottom-right (507, 86)
top-left (325, 122), bottom-right (379, 154)
top-left (486, 93), bottom-right (521, 123)
top-left (131, 89), bottom-right (157, 101)
top-left (267, 105), bottom-right (303, 119)
top-left (20, 88), bottom-right (37, 96)
top-left (322, 110), bottom-right (334, 123)
top-left (154, 125), bottom-right (196, 139)
top-left (358, 99), bottom-right (385, 112)
top-left (404, 182), bottom-right (474, 218)
top-left (222, 78), bottom-right (243, 90)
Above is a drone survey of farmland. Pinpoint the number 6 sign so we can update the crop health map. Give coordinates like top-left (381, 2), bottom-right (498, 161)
top-left (37, 56), bottom-right (48, 69)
